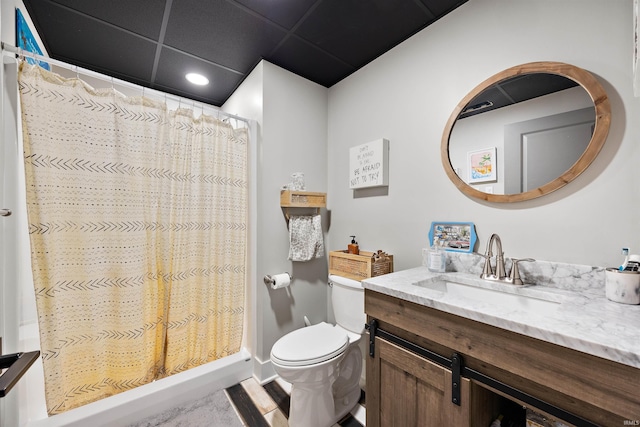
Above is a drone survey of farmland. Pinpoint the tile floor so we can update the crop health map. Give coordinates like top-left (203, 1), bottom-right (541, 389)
top-left (225, 377), bottom-right (366, 427)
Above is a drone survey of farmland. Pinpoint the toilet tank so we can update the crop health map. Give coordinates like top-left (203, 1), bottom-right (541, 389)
top-left (329, 274), bottom-right (365, 334)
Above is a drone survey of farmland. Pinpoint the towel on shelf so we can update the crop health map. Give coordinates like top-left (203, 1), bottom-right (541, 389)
top-left (288, 214), bottom-right (324, 262)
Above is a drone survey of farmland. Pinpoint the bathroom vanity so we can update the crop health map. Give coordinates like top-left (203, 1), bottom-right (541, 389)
top-left (363, 262), bottom-right (640, 426)
top-left (361, 60), bottom-right (627, 425)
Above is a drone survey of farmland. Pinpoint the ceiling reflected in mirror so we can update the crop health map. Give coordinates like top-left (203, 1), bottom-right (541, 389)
top-left (459, 73), bottom-right (579, 119)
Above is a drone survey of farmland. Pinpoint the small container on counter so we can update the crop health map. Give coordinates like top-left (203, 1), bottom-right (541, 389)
top-left (605, 268), bottom-right (640, 305)
top-left (427, 245), bottom-right (446, 273)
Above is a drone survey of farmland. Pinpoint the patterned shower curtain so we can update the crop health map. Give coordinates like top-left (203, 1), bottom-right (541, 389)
top-left (18, 63), bottom-right (247, 415)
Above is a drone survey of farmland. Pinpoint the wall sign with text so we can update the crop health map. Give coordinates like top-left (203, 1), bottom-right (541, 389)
top-left (349, 139), bottom-right (389, 189)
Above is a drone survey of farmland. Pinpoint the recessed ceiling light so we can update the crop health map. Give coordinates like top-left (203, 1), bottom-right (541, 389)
top-left (185, 73), bottom-right (209, 86)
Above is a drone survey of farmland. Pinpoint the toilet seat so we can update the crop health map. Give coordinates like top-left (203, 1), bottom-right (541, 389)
top-left (271, 323), bottom-right (349, 367)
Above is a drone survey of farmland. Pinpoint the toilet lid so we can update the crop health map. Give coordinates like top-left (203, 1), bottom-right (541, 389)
top-left (271, 323), bottom-right (349, 367)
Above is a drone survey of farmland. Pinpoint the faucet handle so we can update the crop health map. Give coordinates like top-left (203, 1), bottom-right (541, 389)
top-left (474, 252), bottom-right (494, 277)
top-left (508, 258), bottom-right (535, 285)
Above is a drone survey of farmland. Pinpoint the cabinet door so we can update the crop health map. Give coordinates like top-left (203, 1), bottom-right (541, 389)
top-left (367, 337), bottom-right (471, 427)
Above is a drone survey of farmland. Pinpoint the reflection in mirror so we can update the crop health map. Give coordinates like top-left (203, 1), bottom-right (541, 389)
top-left (441, 62), bottom-right (611, 203)
top-left (450, 79), bottom-right (594, 195)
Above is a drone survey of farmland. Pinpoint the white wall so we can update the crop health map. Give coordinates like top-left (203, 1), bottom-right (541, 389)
top-left (327, 0), bottom-right (639, 270)
top-left (224, 61), bottom-right (329, 380)
top-left (221, 63), bottom-right (263, 383)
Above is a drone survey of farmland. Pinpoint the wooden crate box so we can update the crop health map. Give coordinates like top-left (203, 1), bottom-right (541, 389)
top-left (329, 250), bottom-right (393, 281)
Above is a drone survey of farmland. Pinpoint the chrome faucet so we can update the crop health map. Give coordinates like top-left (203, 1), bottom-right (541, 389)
top-left (479, 233), bottom-right (534, 285)
top-left (481, 233), bottom-right (506, 280)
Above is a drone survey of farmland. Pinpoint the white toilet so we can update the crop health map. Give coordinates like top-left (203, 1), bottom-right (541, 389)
top-left (270, 274), bottom-right (365, 427)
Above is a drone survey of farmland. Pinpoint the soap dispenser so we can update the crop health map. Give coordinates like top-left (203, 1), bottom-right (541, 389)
top-left (427, 244), bottom-right (446, 273)
top-left (348, 236), bottom-right (360, 255)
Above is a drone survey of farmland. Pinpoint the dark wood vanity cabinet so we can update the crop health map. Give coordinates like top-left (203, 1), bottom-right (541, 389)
top-left (365, 290), bottom-right (640, 427)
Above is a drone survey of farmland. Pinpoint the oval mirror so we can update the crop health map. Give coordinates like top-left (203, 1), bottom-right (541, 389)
top-left (441, 62), bottom-right (611, 203)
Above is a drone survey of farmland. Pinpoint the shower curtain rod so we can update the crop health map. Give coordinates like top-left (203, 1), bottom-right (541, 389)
top-left (1, 42), bottom-right (250, 125)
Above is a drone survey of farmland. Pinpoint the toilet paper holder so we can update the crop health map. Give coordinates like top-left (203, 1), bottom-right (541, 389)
top-left (263, 272), bottom-right (292, 287)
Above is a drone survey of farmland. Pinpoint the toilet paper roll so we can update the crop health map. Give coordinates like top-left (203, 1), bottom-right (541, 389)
top-left (270, 273), bottom-right (291, 290)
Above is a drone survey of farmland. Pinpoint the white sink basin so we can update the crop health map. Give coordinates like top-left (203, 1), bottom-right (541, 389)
top-left (413, 277), bottom-right (563, 316)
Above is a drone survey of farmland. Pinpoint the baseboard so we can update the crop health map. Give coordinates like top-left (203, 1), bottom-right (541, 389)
top-left (252, 355), bottom-right (277, 385)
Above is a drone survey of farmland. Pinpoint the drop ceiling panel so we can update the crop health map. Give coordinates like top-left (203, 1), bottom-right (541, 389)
top-left (500, 74), bottom-right (578, 103)
top-left (25, 0), bottom-right (157, 82)
top-left (164, 0), bottom-right (288, 72)
top-left (459, 73), bottom-right (581, 119)
top-left (294, 0), bottom-right (433, 68)
top-left (269, 37), bottom-right (354, 87)
top-left (49, 0), bottom-right (166, 39)
top-left (418, 0), bottom-right (465, 19)
top-left (233, 0), bottom-right (319, 30)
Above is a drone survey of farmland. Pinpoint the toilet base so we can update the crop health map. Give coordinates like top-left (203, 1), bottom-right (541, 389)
top-left (286, 345), bottom-right (363, 427)
top-left (289, 380), bottom-right (336, 427)
top-left (288, 381), bottom-right (361, 427)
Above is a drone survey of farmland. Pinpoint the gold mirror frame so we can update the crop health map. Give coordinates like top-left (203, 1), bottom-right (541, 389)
top-left (441, 62), bottom-right (611, 203)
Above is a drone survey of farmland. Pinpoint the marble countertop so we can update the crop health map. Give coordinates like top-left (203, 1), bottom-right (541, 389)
top-left (363, 267), bottom-right (640, 369)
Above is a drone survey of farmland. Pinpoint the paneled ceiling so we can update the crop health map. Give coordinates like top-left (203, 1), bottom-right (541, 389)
top-left (23, 0), bottom-right (468, 106)
top-left (459, 74), bottom-right (580, 119)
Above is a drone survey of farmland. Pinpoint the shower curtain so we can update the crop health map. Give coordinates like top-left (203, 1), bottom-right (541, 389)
top-left (18, 63), bottom-right (248, 415)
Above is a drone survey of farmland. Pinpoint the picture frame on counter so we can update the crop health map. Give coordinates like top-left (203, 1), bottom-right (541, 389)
top-left (428, 221), bottom-right (477, 253)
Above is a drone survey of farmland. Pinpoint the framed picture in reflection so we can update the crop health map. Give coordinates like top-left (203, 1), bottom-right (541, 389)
top-left (467, 147), bottom-right (497, 184)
